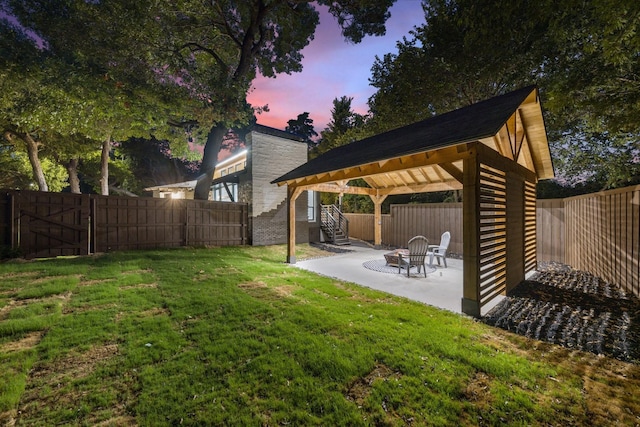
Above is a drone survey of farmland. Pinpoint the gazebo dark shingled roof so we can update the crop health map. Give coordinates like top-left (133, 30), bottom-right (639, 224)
top-left (272, 85), bottom-right (538, 185)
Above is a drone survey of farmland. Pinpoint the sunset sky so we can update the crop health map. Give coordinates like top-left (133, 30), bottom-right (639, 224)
top-left (246, 1), bottom-right (426, 135)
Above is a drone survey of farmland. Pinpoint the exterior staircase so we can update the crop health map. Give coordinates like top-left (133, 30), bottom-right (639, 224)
top-left (320, 204), bottom-right (350, 245)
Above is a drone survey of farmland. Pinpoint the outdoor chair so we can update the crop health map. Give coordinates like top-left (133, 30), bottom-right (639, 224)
top-left (428, 231), bottom-right (451, 268)
top-left (398, 235), bottom-right (429, 277)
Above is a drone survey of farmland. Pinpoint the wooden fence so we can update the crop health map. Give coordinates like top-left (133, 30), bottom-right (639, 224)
top-left (0, 190), bottom-right (248, 258)
top-left (536, 198), bottom-right (565, 263)
top-left (345, 185), bottom-right (640, 296)
top-left (345, 203), bottom-right (463, 254)
top-left (564, 185), bottom-right (639, 296)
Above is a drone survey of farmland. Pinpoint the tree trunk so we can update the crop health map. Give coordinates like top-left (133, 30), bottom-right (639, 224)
top-left (100, 137), bottom-right (111, 196)
top-left (23, 133), bottom-right (48, 191)
top-left (65, 158), bottom-right (81, 194)
top-left (194, 123), bottom-right (228, 200)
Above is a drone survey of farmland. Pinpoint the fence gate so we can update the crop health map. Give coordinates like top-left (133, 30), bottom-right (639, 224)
top-left (8, 191), bottom-right (90, 258)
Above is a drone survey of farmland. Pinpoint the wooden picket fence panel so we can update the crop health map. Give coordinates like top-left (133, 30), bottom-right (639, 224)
top-left (345, 185), bottom-right (640, 297)
top-left (345, 203), bottom-right (464, 254)
top-left (1, 190), bottom-right (248, 258)
top-left (564, 185), bottom-right (640, 297)
top-left (342, 213), bottom-right (392, 244)
top-left (536, 198), bottom-right (565, 262)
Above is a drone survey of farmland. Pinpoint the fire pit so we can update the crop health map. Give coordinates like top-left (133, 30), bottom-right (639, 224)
top-left (383, 249), bottom-right (410, 267)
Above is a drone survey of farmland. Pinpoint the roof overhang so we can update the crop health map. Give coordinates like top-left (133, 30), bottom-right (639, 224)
top-left (145, 180), bottom-right (197, 192)
top-left (211, 170), bottom-right (246, 186)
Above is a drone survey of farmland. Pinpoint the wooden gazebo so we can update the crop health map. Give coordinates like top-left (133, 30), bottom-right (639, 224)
top-left (272, 86), bottom-right (554, 317)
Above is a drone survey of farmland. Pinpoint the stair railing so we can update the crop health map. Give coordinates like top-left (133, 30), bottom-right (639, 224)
top-left (335, 205), bottom-right (349, 241)
top-left (320, 204), bottom-right (349, 243)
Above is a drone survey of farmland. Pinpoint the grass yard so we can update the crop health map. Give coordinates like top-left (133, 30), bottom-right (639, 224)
top-left (0, 245), bottom-right (639, 426)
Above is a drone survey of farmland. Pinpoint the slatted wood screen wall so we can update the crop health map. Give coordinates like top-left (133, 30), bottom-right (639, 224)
top-left (478, 164), bottom-right (508, 308)
top-left (524, 181), bottom-right (537, 273)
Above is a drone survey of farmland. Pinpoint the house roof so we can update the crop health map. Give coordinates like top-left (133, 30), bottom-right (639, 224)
top-left (271, 86), bottom-right (553, 192)
top-left (252, 123), bottom-right (307, 142)
top-left (145, 180), bottom-right (197, 192)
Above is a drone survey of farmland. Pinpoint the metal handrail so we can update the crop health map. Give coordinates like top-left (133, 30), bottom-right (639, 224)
top-left (321, 204), bottom-right (349, 242)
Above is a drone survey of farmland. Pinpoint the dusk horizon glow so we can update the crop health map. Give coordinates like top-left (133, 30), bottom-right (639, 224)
top-left (247, 1), bottom-right (425, 135)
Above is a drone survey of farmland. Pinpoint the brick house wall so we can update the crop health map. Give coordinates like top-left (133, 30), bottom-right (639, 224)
top-left (241, 126), bottom-right (311, 246)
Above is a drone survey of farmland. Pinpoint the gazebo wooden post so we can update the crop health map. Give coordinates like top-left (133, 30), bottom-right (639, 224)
top-left (462, 150), bottom-right (482, 317)
top-left (287, 185), bottom-right (303, 264)
top-left (370, 194), bottom-right (388, 248)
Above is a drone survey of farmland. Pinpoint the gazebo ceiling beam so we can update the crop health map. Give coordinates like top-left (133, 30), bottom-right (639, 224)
top-left (416, 167), bottom-right (434, 184)
top-left (491, 134), bottom-right (507, 157)
top-left (378, 180), bottom-right (463, 195)
top-left (515, 109), bottom-right (537, 174)
top-left (305, 182), bottom-right (375, 195)
top-left (432, 164), bottom-right (446, 182)
top-left (495, 126), bottom-right (515, 161)
top-left (362, 176), bottom-right (378, 188)
top-left (406, 169), bottom-right (422, 184)
top-left (395, 171), bottom-right (412, 187)
top-left (439, 162), bottom-right (464, 183)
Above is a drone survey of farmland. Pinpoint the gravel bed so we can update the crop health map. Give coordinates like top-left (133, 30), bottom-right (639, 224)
top-left (483, 262), bottom-right (640, 363)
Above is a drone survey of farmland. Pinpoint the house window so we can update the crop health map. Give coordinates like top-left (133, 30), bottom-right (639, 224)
top-left (307, 190), bottom-right (316, 222)
top-left (212, 183), bottom-right (238, 202)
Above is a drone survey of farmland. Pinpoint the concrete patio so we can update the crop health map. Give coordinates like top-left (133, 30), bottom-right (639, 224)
top-left (292, 240), bottom-right (503, 316)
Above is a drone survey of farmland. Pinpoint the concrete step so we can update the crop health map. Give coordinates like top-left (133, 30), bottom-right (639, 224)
top-left (333, 238), bottom-right (351, 246)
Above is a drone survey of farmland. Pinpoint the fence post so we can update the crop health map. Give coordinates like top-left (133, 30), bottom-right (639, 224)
top-left (88, 197), bottom-right (93, 254)
top-left (184, 201), bottom-right (189, 247)
top-left (242, 203), bottom-right (247, 245)
top-left (9, 192), bottom-right (18, 250)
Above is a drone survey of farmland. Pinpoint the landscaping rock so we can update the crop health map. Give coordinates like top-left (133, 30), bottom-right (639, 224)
top-left (483, 262), bottom-right (640, 363)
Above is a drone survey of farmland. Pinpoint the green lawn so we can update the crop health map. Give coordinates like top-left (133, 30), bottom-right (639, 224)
top-left (1, 245), bottom-right (638, 426)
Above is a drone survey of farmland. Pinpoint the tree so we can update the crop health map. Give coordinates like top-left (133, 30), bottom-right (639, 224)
top-left (1, 0), bottom-right (200, 194)
top-left (314, 96), bottom-right (366, 156)
top-left (366, 0), bottom-right (640, 190)
top-left (368, 0), bottom-right (548, 131)
top-left (543, 0), bottom-right (640, 135)
top-left (541, 0), bottom-right (640, 189)
top-left (0, 142), bottom-right (36, 189)
top-left (115, 138), bottom-right (200, 195)
top-left (285, 112), bottom-right (318, 144)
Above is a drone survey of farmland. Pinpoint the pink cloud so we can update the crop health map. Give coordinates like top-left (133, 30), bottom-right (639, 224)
top-left (248, 2), bottom-right (425, 134)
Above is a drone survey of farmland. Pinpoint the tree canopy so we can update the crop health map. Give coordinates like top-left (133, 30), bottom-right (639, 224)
top-left (0, 0), bottom-right (200, 194)
top-left (366, 0), bottom-right (640, 190)
top-left (285, 112), bottom-right (318, 144)
top-left (314, 96), bottom-right (367, 157)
